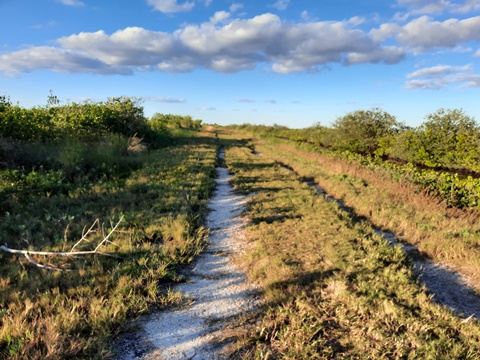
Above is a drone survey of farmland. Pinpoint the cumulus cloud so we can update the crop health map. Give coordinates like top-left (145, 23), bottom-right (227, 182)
top-left (235, 98), bottom-right (256, 103)
top-left (375, 15), bottom-right (480, 52)
top-left (405, 64), bottom-right (480, 89)
top-left (146, 0), bottom-right (194, 13)
top-left (0, 46), bottom-right (130, 76)
top-left (370, 23), bottom-right (401, 42)
top-left (347, 46), bottom-right (406, 65)
top-left (0, 13), bottom-right (407, 76)
top-left (210, 11), bottom-right (230, 24)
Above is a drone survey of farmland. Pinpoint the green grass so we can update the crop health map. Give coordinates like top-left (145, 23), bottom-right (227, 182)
top-left (0, 132), bottom-right (219, 359)
top-left (219, 132), bottom-right (480, 359)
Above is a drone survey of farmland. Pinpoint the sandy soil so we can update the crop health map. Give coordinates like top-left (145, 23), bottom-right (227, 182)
top-left (117, 153), bottom-right (260, 359)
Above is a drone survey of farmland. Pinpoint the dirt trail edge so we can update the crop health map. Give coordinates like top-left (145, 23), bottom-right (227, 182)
top-left (119, 150), bottom-right (260, 360)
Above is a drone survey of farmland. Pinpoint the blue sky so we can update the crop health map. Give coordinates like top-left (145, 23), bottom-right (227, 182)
top-left (1, 0), bottom-right (480, 128)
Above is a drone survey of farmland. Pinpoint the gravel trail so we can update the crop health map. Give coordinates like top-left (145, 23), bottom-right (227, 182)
top-left (118, 153), bottom-right (260, 359)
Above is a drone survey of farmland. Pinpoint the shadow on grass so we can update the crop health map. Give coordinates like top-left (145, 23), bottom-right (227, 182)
top-left (277, 159), bottom-right (480, 319)
top-left (264, 269), bottom-right (338, 305)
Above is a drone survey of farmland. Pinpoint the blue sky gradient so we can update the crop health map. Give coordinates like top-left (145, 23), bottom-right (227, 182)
top-left (1, 0), bottom-right (480, 127)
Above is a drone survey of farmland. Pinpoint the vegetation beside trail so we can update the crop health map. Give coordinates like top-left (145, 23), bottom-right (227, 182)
top-left (219, 133), bottom-right (480, 359)
top-left (233, 108), bottom-right (480, 209)
top-left (4, 95), bottom-right (480, 359)
top-left (0, 96), bottom-right (218, 358)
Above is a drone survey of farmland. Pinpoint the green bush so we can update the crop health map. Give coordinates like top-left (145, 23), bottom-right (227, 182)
top-left (0, 106), bottom-right (56, 142)
top-left (149, 113), bottom-right (202, 130)
top-left (332, 108), bottom-right (404, 156)
top-left (391, 109), bottom-right (480, 171)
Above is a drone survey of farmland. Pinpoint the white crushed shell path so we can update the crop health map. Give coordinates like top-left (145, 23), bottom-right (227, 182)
top-left (119, 158), bottom-right (260, 359)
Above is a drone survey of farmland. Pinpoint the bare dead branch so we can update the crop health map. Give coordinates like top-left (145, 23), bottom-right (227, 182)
top-left (24, 253), bottom-right (63, 272)
top-left (0, 216), bottom-right (124, 271)
top-left (69, 218), bottom-right (100, 253)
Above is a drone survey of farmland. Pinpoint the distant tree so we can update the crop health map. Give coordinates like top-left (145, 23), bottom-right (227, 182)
top-left (308, 123), bottom-right (336, 148)
top-left (332, 108), bottom-right (404, 156)
top-left (0, 95), bottom-right (11, 112)
top-left (397, 109), bottom-right (480, 170)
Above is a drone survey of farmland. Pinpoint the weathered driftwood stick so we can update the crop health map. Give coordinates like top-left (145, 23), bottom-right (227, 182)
top-left (0, 216), bottom-right (124, 270)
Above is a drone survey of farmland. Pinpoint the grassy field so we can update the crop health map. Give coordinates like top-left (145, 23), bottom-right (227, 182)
top-left (0, 132), bottom-right (218, 358)
top-left (219, 131), bottom-right (480, 359)
top-left (3, 127), bottom-right (480, 359)
top-left (247, 137), bottom-right (480, 293)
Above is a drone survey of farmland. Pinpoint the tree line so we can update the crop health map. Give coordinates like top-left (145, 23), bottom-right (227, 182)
top-left (236, 108), bottom-right (480, 174)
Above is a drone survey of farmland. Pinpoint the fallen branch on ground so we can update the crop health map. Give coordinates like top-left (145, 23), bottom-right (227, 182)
top-left (0, 216), bottom-right (124, 271)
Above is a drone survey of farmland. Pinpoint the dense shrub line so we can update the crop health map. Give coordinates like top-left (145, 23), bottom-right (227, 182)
top-left (232, 108), bottom-right (480, 208)
top-left (235, 107), bottom-right (480, 171)
top-left (0, 95), bottom-right (205, 201)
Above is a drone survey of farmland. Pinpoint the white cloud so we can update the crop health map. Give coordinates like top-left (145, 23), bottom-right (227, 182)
top-left (396, 0), bottom-right (480, 14)
top-left (146, 0), bottom-right (194, 13)
top-left (370, 23), bottom-right (401, 42)
top-left (0, 14), bottom-right (406, 76)
top-left (407, 64), bottom-right (472, 77)
top-left (144, 96), bottom-right (186, 103)
top-left (453, 0), bottom-right (480, 13)
top-left (0, 46), bottom-right (130, 76)
top-left (405, 63), bottom-right (480, 89)
top-left (347, 46), bottom-right (406, 65)
top-left (272, 0), bottom-right (290, 11)
top-left (392, 15), bottom-right (480, 52)
top-left (347, 16), bottom-right (366, 27)
top-left (397, 0), bottom-right (450, 14)
top-left (235, 98), bottom-right (256, 103)
top-left (57, 0), bottom-right (85, 6)
top-left (229, 3), bottom-right (243, 12)
top-left (210, 11), bottom-right (230, 24)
